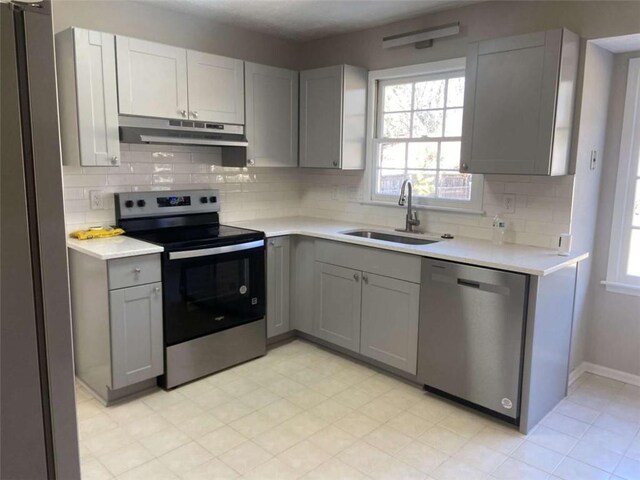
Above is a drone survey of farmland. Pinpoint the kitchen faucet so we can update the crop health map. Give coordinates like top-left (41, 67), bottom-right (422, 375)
top-left (397, 179), bottom-right (420, 233)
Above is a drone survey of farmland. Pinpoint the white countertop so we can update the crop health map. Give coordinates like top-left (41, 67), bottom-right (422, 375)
top-left (66, 216), bottom-right (588, 275)
top-left (67, 236), bottom-right (163, 260)
top-left (230, 216), bottom-right (588, 277)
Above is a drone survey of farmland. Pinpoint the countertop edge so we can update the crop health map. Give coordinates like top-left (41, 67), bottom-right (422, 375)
top-left (67, 239), bottom-right (164, 261)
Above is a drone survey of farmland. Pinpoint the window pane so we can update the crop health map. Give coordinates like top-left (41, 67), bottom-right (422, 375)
top-left (440, 141), bottom-right (462, 170)
top-left (408, 142), bottom-right (438, 169)
top-left (377, 169), bottom-right (406, 196)
top-left (384, 83), bottom-right (412, 112)
top-left (628, 229), bottom-right (640, 277)
top-left (412, 110), bottom-right (443, 138)
top-left (380, 142), bottom-right (406, 169)
top-left (447, 77), bottom-right (465, 107)
top-left (633, 180), bottom-right (640, 227)
top-left (444, 108), bottom-right (463, 137)
top-left (383, 113), bottom-right (411, 138)
top-left (408, 170), bottom-right (436, 198)
top-left (414, 80), bottom-right (445, 109)
top-left (438, 172), bottom-right (472, 201)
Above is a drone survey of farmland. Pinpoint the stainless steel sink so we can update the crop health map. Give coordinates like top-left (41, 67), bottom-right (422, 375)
top-left (343, 230), bottom-right (438, 245)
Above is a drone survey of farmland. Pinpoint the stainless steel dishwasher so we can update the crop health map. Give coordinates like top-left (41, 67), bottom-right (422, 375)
top-left (417, 259), bottom-right (529, 423)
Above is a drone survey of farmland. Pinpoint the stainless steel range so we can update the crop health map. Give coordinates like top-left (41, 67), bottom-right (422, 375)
top-left (115, 189), bottom-right (266, 388)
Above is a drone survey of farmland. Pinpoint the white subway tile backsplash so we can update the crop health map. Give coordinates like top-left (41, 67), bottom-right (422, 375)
top-left (62, 143), bottom-right (575, 248)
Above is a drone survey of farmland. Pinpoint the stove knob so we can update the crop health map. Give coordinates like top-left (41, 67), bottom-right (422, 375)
top-left (125, 200), bottom-right (134, 208)
top-left (200, 196), bottom-right (208, 204)
top-left (137, 199), bottom-right (146, 207)
top-left (209, 196), bottom-right (217, 203)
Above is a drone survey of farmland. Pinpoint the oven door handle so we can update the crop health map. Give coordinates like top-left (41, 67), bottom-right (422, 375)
top-left (168, 240), bottom-right (264, 260)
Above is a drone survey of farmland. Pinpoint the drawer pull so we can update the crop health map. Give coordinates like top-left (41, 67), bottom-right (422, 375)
top-left (134, 268), bottom-right (141, 274)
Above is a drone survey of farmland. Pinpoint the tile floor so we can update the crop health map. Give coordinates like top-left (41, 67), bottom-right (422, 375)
top-left (77, 339), bottom-right (640, 480)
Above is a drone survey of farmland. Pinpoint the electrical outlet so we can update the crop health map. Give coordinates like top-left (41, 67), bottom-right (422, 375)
top-left (89, 190), bottom-right (104, 210)
top-left (503, 193), bottom-right (516, 214)
top-left (590, 150), bottom-right (597, 170)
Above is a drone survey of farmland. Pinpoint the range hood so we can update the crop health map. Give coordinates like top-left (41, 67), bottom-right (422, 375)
top-left (119, 115), bottom-right (248, 166)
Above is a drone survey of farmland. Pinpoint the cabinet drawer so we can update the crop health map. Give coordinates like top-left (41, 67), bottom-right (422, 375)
top-left (315, 239), bottom-right (421, 283)
top-left (108, 254), bottom-right (161, 290)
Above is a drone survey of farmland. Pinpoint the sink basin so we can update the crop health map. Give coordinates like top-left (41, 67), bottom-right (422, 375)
top-left (343, 230), bottom-right (438, 245)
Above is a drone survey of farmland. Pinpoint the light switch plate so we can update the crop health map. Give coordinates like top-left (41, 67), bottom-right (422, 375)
top-left (590, 150), bottom-right (597, 170)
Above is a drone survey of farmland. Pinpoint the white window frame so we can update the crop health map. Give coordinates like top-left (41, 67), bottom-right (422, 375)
top-left (363, 58), bottom-right (484, 214)
top-left (603, 57), bottom-right (640, 297)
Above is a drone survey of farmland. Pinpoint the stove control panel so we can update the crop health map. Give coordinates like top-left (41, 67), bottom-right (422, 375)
top-left (115, 189), bottom-right (220, 220)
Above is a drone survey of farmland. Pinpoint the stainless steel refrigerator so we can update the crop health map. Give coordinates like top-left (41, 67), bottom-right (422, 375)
top-left (1, 0), bottom-right (80, 478)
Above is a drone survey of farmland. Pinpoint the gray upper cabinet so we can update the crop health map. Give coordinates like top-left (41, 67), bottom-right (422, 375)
top-left (266, 236), bottom-right (291, 338)
top-left (187, 50), bottom-right (244, 124)
top-left (245, 62), bottom-right (298, 167)
top-left (461, 28), bottom-right (579, 175)
top-left (116, 36), bottom-right (244, 124)
top-left (313, 261), bottom-right (362, 352)
top-left (109, 282), bottom-right (163, 389)
top-left (300, 65), bottom-right (367, 169)
top-left (360, 273), bottom-right (420, 374)
top-left (56, 28), bottom-right (120, 166)
top-left (116, 36), bottom-right (189, 120)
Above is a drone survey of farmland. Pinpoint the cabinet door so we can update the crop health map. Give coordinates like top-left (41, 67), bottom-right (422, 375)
top-left (360, 273), bottom-right (420, 374)
top-left (245, 62), bottom-right (298, 167)
top-left (116, 36), bottom-right (188, 120)
top-left (313, 262), bottom-right (361, 352)
top-left (461, 30), bottom-right (564, 175)
top-left (74, 30), bottom-right (120, 166)
top-left (187, 50), bottom-right (244, 124)
top-left (300, 65), bottom-right (343, 168)
top-left (109, 282), bottom-right (163, 389)
top-left (266, 237), bottom-right (291, 338)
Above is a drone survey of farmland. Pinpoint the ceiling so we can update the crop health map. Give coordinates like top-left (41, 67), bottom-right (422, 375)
top-left (137, 0), bottom-right (479, 42)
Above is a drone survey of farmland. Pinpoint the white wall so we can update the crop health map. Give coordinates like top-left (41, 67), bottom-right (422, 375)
top-left (587, 51), bottom-right (640, 377)
top-left (567, 43), bottom-right (614, 371)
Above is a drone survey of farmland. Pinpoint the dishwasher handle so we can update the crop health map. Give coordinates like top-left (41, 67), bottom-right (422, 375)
top-left (431, 272), bottom-right (512, 296)
top-left (457, 278), bottom-right (480, 289)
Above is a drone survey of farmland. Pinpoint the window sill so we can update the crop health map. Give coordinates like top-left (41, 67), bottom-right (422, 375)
top-left (600, 280), bottom-right (640, 297)
top-left (359, 199), bottom-right (485, 216)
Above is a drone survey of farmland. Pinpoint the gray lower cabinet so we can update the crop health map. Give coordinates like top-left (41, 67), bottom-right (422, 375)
top-left (314, 262), bottom-right (362, 352)
top-left (360, 273), bottom-right (420, 374)
top-left (312, 252), bottom-right (420, 374)
top-left (68, 250), bottom-right (163, 403)
top-left (109, 282), bottom-right (163, 389)
top-left (266, 236), bottom-right (291, 338)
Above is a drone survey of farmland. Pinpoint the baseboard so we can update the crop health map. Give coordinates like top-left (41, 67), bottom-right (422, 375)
top-left (569, 361), bottom-right (640, 387)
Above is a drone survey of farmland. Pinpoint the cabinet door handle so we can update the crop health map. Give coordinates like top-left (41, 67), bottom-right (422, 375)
top-left (247, 159), bottom-right (255, 166)
top-left (154, 286), bottom-right (161, 294)
top-left (353, 273), bottom-right (359, 281)
top-left (134, 268), bottom-right (141, 274)
top-left (362, 274), bottom-right (368, 283)
top-left (180, 109), bottom-right (187, 118)
top-left (268, 240), bottom-right (275, 246)
top-left (110, 155), bottom-right (118, 165)
top-left (332, 160), bottom-right (339, 167)
top-left (191, 111), bottom-right (199, 119)
top-left (461, 163), bottom-right (468, 172)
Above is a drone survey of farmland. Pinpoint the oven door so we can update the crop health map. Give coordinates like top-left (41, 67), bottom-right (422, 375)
top-left (163, 240), bottom-right (265, 346)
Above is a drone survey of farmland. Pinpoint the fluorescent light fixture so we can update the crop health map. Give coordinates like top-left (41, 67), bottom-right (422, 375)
top-left (382, 22), bottom-right (460, 49)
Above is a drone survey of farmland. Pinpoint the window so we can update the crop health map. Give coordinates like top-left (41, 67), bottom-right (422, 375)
top-left (367, 59), bottom-right (483, 212)
top-left (604, 57), bottom-right (640, 296)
